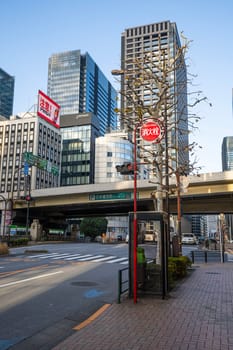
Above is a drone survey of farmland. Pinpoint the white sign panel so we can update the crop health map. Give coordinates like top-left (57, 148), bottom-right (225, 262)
top-left (37, 90), bottom-right (60, 129)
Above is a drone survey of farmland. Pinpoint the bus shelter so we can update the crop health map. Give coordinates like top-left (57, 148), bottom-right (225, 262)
top-left (128, 211), bottom-right (168, 299)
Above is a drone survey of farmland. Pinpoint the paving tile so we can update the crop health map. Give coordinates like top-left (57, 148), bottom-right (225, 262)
top-left (52, 263), bottom-right (233, 350)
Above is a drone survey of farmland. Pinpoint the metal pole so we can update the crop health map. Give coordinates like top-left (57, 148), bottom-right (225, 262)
top-left (163, 49), bottom-right (169, 297)
top-left (133, 125), bottom-right (138, 304)
top-left (25, 201), bottom-right (30, 236)
top-left (0, 196), bottom-right (6, 238)
top-left (219, 219), bottom-right (223, 263)
top-left (222, 220), bottom-right (225, 263)
top-left (176, 171), bottom-right (182, 255)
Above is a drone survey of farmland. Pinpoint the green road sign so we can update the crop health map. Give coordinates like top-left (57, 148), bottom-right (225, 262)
top-left (23, 152), bottom-right (59, 175)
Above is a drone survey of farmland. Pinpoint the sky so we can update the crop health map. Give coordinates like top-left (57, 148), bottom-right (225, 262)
top-left (1, 0), bottom-right (233, 174)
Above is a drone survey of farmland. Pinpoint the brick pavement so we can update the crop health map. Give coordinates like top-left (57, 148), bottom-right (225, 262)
top-left (53, 263), bottom-right (233, 350)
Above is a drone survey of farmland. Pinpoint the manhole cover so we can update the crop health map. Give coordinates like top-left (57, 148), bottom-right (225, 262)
top-left (205, 272), bottom-right (221, 275)
top-left (71, 281), bottom-right (98, 287)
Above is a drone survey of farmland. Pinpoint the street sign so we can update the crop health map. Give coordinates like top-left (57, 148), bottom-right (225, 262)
top-left (24, 162), bottom-right (29, 175)
top-left (23, 152), bottom-right (59, 175)
top-left (140, 121), bottom-right (161, 142)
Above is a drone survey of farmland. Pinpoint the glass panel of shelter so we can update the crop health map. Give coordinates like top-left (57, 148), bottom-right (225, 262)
top-left (129, 211), bottom-right (166, 297)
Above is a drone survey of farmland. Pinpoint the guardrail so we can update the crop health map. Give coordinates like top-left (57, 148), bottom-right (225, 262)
top-left (118, 267), bottom-right (129, 303)
top-left (190, 250), bottom-right (224, 263)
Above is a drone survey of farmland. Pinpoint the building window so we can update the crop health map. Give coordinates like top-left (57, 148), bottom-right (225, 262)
top-left (107, 152), bottom-right (112, 157)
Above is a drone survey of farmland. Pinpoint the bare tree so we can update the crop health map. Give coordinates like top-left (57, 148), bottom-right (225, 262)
top-left (112, 33), bottom-right (211, 256)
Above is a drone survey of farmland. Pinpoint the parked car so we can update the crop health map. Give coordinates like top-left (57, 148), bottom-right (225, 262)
top-left (181, 233), bottom-right (198, 245)
top-left (144, 231), bottom-right (157, 243)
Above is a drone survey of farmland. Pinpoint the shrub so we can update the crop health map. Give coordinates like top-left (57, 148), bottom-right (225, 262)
top-left (0, 242), bottom-right (9, 255)
top-left (168, 256), bottom-right (192, 280)
top-left (7, 237), bottom-right (29, 247)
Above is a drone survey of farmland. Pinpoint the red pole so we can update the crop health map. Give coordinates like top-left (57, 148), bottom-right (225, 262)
top-left (176, 172), bottom-right (182, 254)
top-left (133, 126), bottom-right (137, 303)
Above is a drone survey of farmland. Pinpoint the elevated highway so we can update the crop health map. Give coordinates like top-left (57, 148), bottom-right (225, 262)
top-left (10, 170), bottom-right (233, 223)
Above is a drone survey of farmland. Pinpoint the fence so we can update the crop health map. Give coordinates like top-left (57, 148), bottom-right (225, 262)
top-left (190, 250), bottom-right (225, 263)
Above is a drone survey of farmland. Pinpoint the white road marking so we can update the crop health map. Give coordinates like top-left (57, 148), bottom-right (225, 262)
top-left (28, 253), bottom-right (61, 258)
top-left (106, 257), bottom-right (128, 263)
top-left (25, 251), bottom-right (129, 264)
top-left (0, 270), bottom-right (64, 288)
top-left (92, 256), bottom-right (117, 262)
top-left (65, 254), bottom-right (92, 261)
top-left (51, 253), bottom-right (77, 259)
top-left (76, 255), bottom-right (104, 261)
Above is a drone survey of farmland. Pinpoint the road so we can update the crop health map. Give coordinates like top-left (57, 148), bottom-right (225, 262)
top-left (0, 241), bottom-right (218, 350)
top-left (0, 242), bottom-right (129, 350)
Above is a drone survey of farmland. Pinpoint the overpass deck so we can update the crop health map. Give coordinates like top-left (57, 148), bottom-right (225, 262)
top-left (7, 170), bottom-right (233, 219)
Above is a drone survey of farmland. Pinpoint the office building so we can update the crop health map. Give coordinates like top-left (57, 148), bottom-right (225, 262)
top-left (191, 215), bottom-right (208, 236)
top-left (95, 130), bottom-right (134, 184)
top-left (0, 112), bottom-right (61, 195)
top-left (222, 136), bottom-right (233, 171)
top-left (60, 112), bottom-right (100, 186)
top-left (222, 136), bottom-right (233, 239)
top-left (0, 68), bottom-right (14, 118)
top-left (47, 50), bottom-right (117, 136)
top-left (94, 130), bottom-right (134, 240)
top-left (120, 21), bottom-right (189, 172)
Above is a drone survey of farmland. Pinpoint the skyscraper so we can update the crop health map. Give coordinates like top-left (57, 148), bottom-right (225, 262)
top-left (222, 136), bottom-right (233, 171)
top-left (47, 50), bottom-right (117, 136)
top-left (60, 112), bottom-right (100, 186)
top-left (120, 21), bottom-right (189, 172)
top-left (0, 68), bottom-right (14, 118)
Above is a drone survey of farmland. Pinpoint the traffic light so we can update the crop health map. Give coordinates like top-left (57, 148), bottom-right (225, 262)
top-left (25, 195), bottom-right (32, 202)
top-left (116, 163), bottom-right (134, 175)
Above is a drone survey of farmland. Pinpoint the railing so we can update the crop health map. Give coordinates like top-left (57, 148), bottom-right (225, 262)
top-left (118, 267), bottom-right (129, 304)
top-left (190, 250), bottom-right (224, 263)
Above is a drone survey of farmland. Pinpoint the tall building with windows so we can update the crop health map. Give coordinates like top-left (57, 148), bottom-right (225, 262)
top-left (95, 130), bottom-right (133, 184)
top-left (0, 68), bottom-right (14, 118)
top-left (47, 50), bottom-right (117, 136)
top-left (60, 112), bottom-right (100, 186)
top-left (222, 136), bottom-right (233, 171)
top-left (0, 112), bottom-right (61, 195)
top-left (120, 21), bottom-right (189, 172)
top-left (222, 136), bottom-right (233, 239)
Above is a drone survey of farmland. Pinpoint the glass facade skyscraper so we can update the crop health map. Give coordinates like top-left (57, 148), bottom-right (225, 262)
top-left (47, 50), bottom-right (117, 136)
top-left (60, 112), bottom-right (100, 186)
top-left (120, 21), bottom-right (189, 172)
top-left (0, 68), bottom-right (14, 118)
top-left (222, 136), bottom-right (233, 171)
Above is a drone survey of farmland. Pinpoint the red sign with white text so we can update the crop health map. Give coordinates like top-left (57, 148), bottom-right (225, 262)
top-left (140, 121), bottom-right (161, 142)
top-left (37, 90), bottom-right (60, 129)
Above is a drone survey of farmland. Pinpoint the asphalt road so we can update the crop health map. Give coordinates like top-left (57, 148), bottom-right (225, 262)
top-left (0, 241), bottom-right (203, 349)
top-left (0, 242), bottom-right (129, 350)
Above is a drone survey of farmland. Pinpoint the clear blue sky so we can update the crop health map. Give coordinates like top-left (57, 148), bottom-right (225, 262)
top-left (1, 0), bottom-right (233, 173)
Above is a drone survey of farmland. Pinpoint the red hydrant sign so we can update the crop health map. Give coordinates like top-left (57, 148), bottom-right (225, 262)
top-left (140, 121), bottom-right (161, 142)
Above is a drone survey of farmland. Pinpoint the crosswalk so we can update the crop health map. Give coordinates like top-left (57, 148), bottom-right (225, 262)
top-left (26, 252), bottom-right (129, 265)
